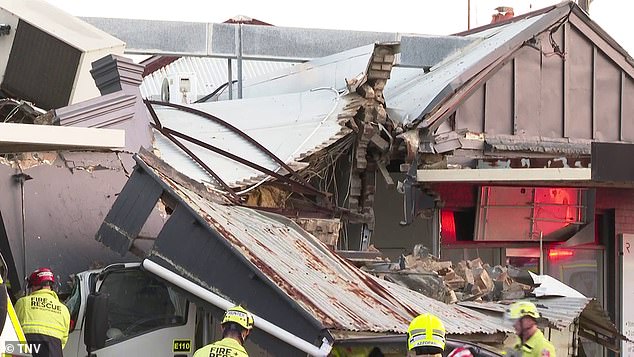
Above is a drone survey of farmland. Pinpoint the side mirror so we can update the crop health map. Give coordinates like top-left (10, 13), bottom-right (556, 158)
top-left (84, 293), bottom-right (108, 353)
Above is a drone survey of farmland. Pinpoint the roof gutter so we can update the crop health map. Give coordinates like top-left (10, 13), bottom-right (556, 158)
top-left (143, 259), bottom-right (333, 356)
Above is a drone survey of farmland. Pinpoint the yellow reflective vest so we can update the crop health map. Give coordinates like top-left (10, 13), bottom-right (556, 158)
top-left (193, 337), bottom-right (249, 357)
top-left (512, 329), bottom-right (556, 357)
top-left (14, 289), bottom-right (70, 348)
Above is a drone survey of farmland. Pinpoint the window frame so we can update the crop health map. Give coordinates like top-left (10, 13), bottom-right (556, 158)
top-left (96, 267), bottom-right (189, 345)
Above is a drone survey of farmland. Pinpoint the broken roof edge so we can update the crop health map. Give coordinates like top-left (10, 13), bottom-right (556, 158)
top-left (135, 148), bottom-right (231, 204)
top-left (133, 152), bottom-right (507, 336)
top-left (132, 153), bottom-right (330, 334)
top-left (410, 6), bottom-right (572, 130)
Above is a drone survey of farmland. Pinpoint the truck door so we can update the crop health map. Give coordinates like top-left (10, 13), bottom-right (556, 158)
top-left (87, 268), bottom-right (196, 357)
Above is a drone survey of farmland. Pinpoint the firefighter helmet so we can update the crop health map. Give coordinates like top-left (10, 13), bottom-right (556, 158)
top-left (222, 306), bottom-right (254, 330)
top-left (27, 268), bottom-right (55, 288)
top-left (407, 313), bottom-right (446, 351)
top-left (506, 301), bottom-right (540, 320)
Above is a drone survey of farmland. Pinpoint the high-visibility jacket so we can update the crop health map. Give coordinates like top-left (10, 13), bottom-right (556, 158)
top-left (193, 337), bottom-right (248, 357)
top-left (511, 329), bottom-right (556, 357)
top-left (14, 289), bottom-right (70, 348)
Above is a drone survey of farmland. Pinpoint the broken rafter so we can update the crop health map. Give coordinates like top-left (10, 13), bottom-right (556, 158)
top-left (144, 101), bottom-right (240, 203)
top-left (145, 100), bottom-right (310, 186)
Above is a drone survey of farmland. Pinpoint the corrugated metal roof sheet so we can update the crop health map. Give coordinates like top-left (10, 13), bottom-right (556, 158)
top-left (384, 13), bottom-right (549, 127)
top-left (215, 43), bottom-right (396, 101)
top-left (140, 57), bottom-right (294, 100)
top-left (155, 171), bottom-right (508, 336)
top-left (151, 89), bottom-right (357, 188)
top-left (459, 297), bottom-right (593, 330)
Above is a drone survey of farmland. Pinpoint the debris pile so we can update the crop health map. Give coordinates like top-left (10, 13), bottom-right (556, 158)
top-left (360, 245), bottom-right (533, 304)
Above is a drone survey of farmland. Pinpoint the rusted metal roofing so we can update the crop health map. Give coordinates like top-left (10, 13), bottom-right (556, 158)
top-left (150, 163), bottom-right (508, 335)
top-left (150, 89), bottom-right (358, 188)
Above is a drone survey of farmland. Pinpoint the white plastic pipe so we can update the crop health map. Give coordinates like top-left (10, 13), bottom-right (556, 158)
top-left (142, 259), bottom-right (332, 356)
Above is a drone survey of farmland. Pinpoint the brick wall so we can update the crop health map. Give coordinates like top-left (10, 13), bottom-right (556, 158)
top-left (596, 188), bottom-right (634, 235)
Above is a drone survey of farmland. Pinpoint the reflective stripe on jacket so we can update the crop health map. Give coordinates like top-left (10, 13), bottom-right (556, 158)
top-left (14, 289), bottom-right (70, 348)
top-left (193, 337), bottom-right (249, 357)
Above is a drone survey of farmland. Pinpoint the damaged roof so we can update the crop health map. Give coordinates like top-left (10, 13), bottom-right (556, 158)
top-left (140, 154), bottom-right (507, 336)
top-left (384, 8), bottom-right (566, 128)
top-left (147, 43), bottom-right (398, 190)
top-left (213, 43), bottom-right (399, 101)
top-left (108, 153), bottom-right (506, 335)
top-left (150, 89), bottom-right (358, 188)
top-left (384, 1), bottom-right (634, 130)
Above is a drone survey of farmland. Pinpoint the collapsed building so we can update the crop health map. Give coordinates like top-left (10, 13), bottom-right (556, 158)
top-left (0, 0), bottom-right (632, 355)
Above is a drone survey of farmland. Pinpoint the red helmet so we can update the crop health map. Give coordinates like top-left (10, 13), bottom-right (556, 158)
top-left (27, 268), bottom-right (55, 288)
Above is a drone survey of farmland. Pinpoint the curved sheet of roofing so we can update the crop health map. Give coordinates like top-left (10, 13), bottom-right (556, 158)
top-left (151, 89), bottom-right (356, 188)
top-left (166, 178), bottom-right (508, 335)
top-left (140, 57), bottom-right (295, 100)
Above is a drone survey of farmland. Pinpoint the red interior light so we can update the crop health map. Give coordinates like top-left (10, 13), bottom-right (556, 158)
top-left (548, 249), bottom-right (574, 259)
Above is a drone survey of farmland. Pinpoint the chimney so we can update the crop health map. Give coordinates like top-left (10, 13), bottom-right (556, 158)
top-left (90, 55), bottom-right (144, 96)
top-left (491, 6), bottom-right (514, 24)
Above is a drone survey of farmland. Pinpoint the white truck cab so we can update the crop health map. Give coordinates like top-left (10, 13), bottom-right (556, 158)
top-left (63, 263), bottom-right (199, 357)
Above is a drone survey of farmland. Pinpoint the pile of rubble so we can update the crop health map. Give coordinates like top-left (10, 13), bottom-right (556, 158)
top-left (361, 245), bottom-right (533, 304)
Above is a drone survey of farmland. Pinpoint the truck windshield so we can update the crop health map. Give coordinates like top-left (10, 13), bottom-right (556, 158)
top-left (64, 276), bottom-right (81, 331)
top-left (98, 269), bottom-right (187, 342)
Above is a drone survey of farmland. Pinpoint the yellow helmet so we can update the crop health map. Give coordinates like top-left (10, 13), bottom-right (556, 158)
top-left (407, 313), bottom-right (446, 351)
top-left (506, 301), bottom-right (540, 320)
top-left (222, 306), bottom-right (254, 330)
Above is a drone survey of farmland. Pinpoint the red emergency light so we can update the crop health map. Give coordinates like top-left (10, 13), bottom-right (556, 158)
top-left (548, 249), bottom-right (574, 259)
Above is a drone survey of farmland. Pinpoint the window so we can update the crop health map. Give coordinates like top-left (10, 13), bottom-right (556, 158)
top-left (475, 186), bottom-right (590, 241)
top-left (97, 269), bottom-right (187, 343)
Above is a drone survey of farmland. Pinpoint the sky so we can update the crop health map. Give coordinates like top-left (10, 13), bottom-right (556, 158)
top-left (44, 0), bottom-right (634, 55)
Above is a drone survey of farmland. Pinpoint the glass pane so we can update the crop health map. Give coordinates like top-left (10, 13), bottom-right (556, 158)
top-left (98, 269), bottom-right (187, 342)
top-left (64, 276), bottom-right (82, 330)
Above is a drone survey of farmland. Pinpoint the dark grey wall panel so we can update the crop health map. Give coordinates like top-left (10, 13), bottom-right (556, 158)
top-left (96, 169), bottom-right (163, 255)
top-left (371, 174), bottom-right (434, 259)
top-left (2, 20), bottom-right (80, 109)
top-left (592, 142), bottom-right (634, 181)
